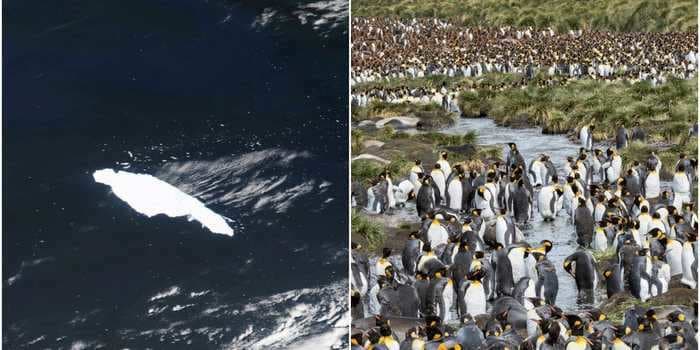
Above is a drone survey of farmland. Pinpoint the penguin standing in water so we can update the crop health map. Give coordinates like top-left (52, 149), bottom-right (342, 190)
top-left (506, 143), bottom-right (527, 173)
top-left (416, 177), bottom-right (436, 218)
top-left (431, 164), bottom-right (447, 202)
top-left (580, 124), bottom-right (594, 151)
top-left (574, 198), bottom-right (595, 247)
top-left (529, 155), bottom-right (549, 187)
top-left (492, 244), bottom-right (515, 297)
top-left (538, 181), bottom-right (562, 221)
top-left (616, 125), bottom-right (629, 150)
top-left (512, 179), bottom-right (532, 224)
top-left (603, 263), bottom-right (625, 298)
top-left (563, 250), bottom-right (598, 296)
top-left (446, 173), bottom-right (464, 211)
top-left (533, 242), bottom-right (558, 305)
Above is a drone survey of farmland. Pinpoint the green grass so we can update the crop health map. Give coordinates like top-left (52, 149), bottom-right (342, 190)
top-left (352, 0), bottom-right (697, 32)
top-left (602, 288), bottom-right (697, 323)
top-left (352, 210), bottom-right (386, 252)
top-left (457, 77), bottom-right (697, 145)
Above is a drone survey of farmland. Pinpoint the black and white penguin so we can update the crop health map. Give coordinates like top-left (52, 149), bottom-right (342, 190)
top-left (427, 217), bottom-right (449, 248)
top-left (492, 244), bottom-right (515, 297)
top-left (352, 242), bottom-right (371, 296)
top-left (529, 155), bottom-right (549, 187)
top-left (431, 164), bottom-right (447, 202)
top-left (427, 269), bottom-right (455, 323)
top-left (416, 177), bottom-right (436, 218)
top-left (538, 182), bottom-right (562, 221)
top-left (409, 160), bottom-right (425, 193)
top-left (603, 263), bottom-right (625, 298)
top-left (437, 152), bottom-right (451, 179)
top-left (512, 179), bottom-right (532, 224)
top-left (367, 173), bottom-right (390, 214)
top-left (402, 232), bottom-right (423, 277)
top-left (533, 247), bottom-right (558, 305)
top-left (375, 248), bottom-right (394, 277)
top-left (563, 250), bottom-right (598, 294)
top-left (574, 198), bottom-right (595, 247)
top-left (629, 248), bottom-right (653, 302)
top-left (681, 233), bottom-right (697, 289)
top-left (458, 268), bottom-right (487, 317)
top-left (455, 316), bottom-right (485, 349)
top-left (580, 124), bottom-right (594, 151)
top-left (474, 186), bottom-right (495, 219)
top-left (446, 173), bottom-right (464, 211)
top-left (616, 125), bottom-right (629, 150)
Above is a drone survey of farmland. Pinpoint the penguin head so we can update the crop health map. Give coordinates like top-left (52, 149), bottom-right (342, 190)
top-left (509, 143), bottom-right (517, 150)
top-left (474, 251), bottom-right (485, 259)
top-left (467, 268), bottom-right (485, 281)
top-left (415, 160), bottom-right (422, 166)
top-left (577, 197), bottom-right (587, 207)
top-left (423, 242), bottom-right (433, 253)
top-left (434, 163), bottom-right (441, 170)
top-left (667, 311), bottom-right (686, 323)
top-left (379, 324), bottom-right (392, 337)
top-left (648, 227), bottom-right (663, 239)
top-left (382, 247), bottom-right (392, 259)
top-left (563, 259), bottom-right (573, 273)
top-left (384, 265), bottom-right (395, 280)
top-left (351, 242), bottom-right (361, 250)
top-left (637, 317), bottom-right (651, 333)
top-left (637, 248), bottom-right (649, 256)
top-left (603, 269), bottom-right (614, 280)
top-left (350, 331), bottom-right (363, 346)
top-left (440, 151), bottom-right (448, 160)
top-left (663, 334), bottom-right (685, 347)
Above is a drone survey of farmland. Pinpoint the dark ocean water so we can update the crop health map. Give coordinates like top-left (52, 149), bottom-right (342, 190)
top-left (4, 0), bottom-right (348, 348)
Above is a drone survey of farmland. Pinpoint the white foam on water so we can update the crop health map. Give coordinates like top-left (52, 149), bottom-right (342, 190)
top-left (148, 286), bottom-right (181, 302)
top-left (93, 169), bottom-right (234, 236)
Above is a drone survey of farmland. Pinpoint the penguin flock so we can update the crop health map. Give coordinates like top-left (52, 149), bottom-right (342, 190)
top-left (351, 132), bottom-right (698, 349)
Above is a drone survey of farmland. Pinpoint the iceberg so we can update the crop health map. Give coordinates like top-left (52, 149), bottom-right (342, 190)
top-left (93, 169), bottom-right (234, 236)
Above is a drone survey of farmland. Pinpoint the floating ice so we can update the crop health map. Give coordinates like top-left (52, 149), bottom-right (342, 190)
top-left (93, 169), bottom-right (234, 236)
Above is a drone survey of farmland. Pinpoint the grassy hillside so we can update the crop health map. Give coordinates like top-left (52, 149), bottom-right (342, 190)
top-left (352, 0), bottom-right (697, 32)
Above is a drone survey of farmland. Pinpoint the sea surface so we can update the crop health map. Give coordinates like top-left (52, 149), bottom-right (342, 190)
top-left (4, 0), bottom-right (348, 348)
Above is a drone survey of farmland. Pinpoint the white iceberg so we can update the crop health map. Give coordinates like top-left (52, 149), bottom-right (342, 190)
top-left (93, 169), bottom-right (234, 236)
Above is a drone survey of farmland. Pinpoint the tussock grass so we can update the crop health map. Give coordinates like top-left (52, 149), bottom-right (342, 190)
top-left (457, 77), bottom-right (697, 144)
top-left (352, 0), bottom-right (697, 32)
top-left (352, 210), bottom-right (386, 252)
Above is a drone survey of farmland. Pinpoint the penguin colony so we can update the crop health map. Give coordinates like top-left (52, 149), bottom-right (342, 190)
top-left (351, 131), bottom-right (698, 349)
